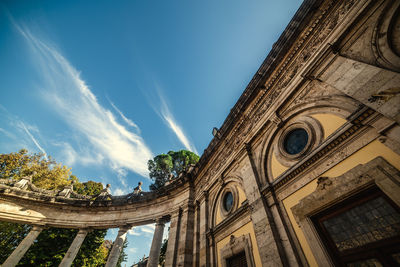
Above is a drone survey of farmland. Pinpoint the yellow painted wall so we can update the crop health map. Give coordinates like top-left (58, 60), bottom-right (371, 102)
top-left (282, 140), bottom-right (400, 267)
top-left (237, 186), bottom-right (247, 206)
top-left (271, 113), bottom-right (346, 180)
top-left (271, 151), bottom-right (288, 179)
top-left (216, 221), bottom-right (262, 267)
top-left (215, 199), bottom-right (223, 225)
top-left (216, 185), bottom-right (247, 225)
top-left (311, 113), bottom-right (347, 139)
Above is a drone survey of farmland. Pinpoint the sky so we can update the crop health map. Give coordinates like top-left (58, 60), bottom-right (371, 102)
top-left (0, 0), bottom-right (302, 265)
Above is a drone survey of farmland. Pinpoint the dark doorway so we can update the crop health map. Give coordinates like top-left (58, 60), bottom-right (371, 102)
top-left (226, 251), bottom-right (248, 267)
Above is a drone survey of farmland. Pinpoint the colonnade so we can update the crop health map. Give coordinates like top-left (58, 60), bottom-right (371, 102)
top-left (1, 219), bottom-right (167, 267)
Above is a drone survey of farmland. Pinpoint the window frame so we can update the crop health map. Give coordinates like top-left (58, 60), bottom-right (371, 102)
top-left (311, 187), bottom-right (400, 266)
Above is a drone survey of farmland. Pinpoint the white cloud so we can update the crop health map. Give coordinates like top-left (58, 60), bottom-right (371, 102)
top-left (128, 247), bottom-right (138, 254)
top-left (156, 91), bottom-right (198, 154)
top-left (140, 224), bottom-right (155, 234)
top-left (53, 141), bottom-right (104, 167)
top-left (17, 121), bottom-right (48, 160)
top-left (128, 224), bottom-right (156, 237)
top-left (14, 23), bottom-right (153, 178)
top-left (109, 100), bottom-right (140, 133)
top-left (113, 187), bottom-right (126, 196)
top-left (0, 127), bottom-right (16, 139)
top-left (128, 228), bottom-right (140, 236)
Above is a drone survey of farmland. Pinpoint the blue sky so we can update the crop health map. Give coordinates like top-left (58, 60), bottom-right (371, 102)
top-left (0, 0), bottom-right (302, 265)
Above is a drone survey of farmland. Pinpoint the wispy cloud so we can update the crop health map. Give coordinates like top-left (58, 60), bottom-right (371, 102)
top-left (0, 127), bottom-right (16, 139)
top-left (153, 90), bottom-right (198, 154)
top-left (128, 248), bottom-right (138, 254)
top-left (128, 228), bottom-right (141, 236)
top-left (52, 141), bottom-right (104, 167)
top-left (108, 100), bottom-right (140, 133)
top-left (13, 22), bottom-right (153, 177)
top-left (18, 121), bottom-right (48, 159)
top-left (0, 107), bottom-right (46, 154)
top-left (113, 187), bottom-right (127, 196)
top-left (128, 224), bottom-right (155, 236)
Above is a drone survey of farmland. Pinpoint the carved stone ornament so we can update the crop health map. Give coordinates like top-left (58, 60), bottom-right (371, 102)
top-left (219, 234), bottom-right (256, 267)
top-left (292, 157), bottom-right (400, 266)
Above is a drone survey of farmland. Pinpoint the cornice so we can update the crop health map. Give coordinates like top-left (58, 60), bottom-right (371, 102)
top-left (193, 0), bottom-right (358, 187)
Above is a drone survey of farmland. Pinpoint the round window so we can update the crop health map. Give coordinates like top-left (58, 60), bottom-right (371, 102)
top-left (283, 128), bottom-right (309, 155)
top-left (223, 191), bottom-right (234, 212)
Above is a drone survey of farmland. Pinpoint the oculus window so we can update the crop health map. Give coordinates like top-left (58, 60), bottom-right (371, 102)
top-left (283, 128), bottom-right (308, 155)
top-left (223, 191), bottom-right (234, 213)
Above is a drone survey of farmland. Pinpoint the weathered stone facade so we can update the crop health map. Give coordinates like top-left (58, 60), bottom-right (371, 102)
top-left (1, 0), bottom-right (400, 266)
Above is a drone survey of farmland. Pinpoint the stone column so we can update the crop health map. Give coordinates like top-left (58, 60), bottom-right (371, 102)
top-left (147, 219), bottom-right (166, 267)
top-left (59, 229), bottom-right (89, 267)
top-left (165, 209), bottom-right (181, 267)
top-left (2, 225), bottom-right (43, 267)
top-left (105, 226), bottom-right (130, 267)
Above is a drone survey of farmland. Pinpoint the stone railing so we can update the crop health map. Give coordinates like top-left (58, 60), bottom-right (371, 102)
top-left (0, 172), bottom-right (190, 207)
top-left (0, 173), bottom-right (194, 267)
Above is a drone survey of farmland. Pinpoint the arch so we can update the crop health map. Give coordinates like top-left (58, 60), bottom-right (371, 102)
top-left (209, 176), bottom-right (246, 228)
top-left (258, 98), bottom-right (356, 184)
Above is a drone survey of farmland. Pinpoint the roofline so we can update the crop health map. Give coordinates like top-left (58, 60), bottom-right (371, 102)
top-left (194, 0), bottom-right (322, 176)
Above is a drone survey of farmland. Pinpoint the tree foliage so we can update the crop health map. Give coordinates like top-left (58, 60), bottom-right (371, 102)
top-left (159, 238), bottom-right (168, 266)
top-left (148, 150), bottom-right (199, 191)
top-left (0, 149), bottom-right (112, 266)
top-left (0, 149), bottom-right (71, 190)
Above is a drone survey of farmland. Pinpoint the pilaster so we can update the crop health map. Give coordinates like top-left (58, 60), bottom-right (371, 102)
top-left (176, 203), bottom-right (195, 267)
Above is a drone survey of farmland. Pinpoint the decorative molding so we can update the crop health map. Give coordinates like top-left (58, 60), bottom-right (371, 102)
top-left (267, 108), bottom-right (375, 193)
top-left (372, 0), bottom-right (400, 71)
top-left (195, 0), bottom-right (358, 191)
top-left (210, 201), bottom-right (249, 238)
top-left (291, 156), bottom-right (400, 266)
top-left (219, 234), bottom-right (256, 267)
top-left (274, 115), bottom-right (323, 166)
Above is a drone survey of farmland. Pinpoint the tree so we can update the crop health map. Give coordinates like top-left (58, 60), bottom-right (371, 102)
top-left (148, 150), bottom-right (199, 191)
top-left (159, 238), bottom-right (168, 267)
top-left (0, 149), bottom-right (110, 266)
top-left (0, 149), bottom-right (71, 190)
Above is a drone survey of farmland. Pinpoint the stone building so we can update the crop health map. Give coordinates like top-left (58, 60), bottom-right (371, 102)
top-left (1, 0), bottom-right (400, 266)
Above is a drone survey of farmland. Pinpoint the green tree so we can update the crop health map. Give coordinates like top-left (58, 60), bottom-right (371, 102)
top-left (0, 149), bottom-right (110, 266)
top-left (159, 238), bottom-right (168, 267)
top-left (0, 149), bottom-right (71, 190)
top-left (148, 150), bottom-right (199, 191)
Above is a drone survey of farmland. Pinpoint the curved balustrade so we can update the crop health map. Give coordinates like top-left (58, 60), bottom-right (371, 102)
top-left (0, 175), bottom-right (194, 267)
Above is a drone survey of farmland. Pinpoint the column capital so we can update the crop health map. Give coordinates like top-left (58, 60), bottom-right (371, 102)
top-left (76, 228), bottom-right (90, 235)
top-left (155, 218), bottom-right (166, 226)
top-left (31, 225), bottom-right (45, 231)
top-left (118, 225), bottom-right (132, 232)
